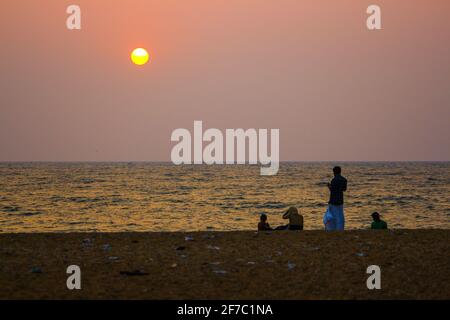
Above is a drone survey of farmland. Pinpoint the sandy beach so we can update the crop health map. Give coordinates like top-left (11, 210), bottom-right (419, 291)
top-left (1, 229), bottom-right (449, 299)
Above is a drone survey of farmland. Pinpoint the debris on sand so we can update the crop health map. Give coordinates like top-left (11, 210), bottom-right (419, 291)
top-left (31, 267), bottom-right (42, 274)
top-left (108, 256), bottom-right (119, 261)
top-left (206, 245), bottom-right (220, 250)
top-left (82, 238), bottom-right (93, 246)
top-left (356, 252), bottom-right (367, 257)
top-left (213, 269), bottom-right (227, 275)
top-left (103, 244), bottom-right (111, 251)
top-left (287, 262), bottom-right (296, 270)
top-left (171, 263), bottom-right (178, 268)
top-left (1, 248), bottom-right (14, 256)
top-left (184, 236), bottom-right (194, 241)
top-left (119, 270), bottom-right (149, 276)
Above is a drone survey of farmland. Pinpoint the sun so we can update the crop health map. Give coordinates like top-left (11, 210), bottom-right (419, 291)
top-left (131, 48), bottom-right (149, 66)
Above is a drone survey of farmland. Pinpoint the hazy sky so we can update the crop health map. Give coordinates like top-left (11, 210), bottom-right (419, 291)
top-left (1, 0), bottom-right (449, 161)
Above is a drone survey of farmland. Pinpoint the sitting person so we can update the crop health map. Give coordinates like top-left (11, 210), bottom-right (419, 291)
top-left (370, 212), bottom-right (388, 229)
top-left (258, 213), bottom-right (272, 231)
top-left (275, 207), bottom-right (303, 230)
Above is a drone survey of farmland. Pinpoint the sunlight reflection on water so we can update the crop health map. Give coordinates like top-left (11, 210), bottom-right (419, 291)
top-left (0, 162), bottom-right (449, 232)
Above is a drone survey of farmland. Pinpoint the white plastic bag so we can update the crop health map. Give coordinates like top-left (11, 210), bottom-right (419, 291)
top-left (323, 207), bottom-right (336, 231)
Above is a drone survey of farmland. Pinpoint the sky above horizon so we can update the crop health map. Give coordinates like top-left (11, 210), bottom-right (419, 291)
top-left (1, 0), bottom-right (449, 161)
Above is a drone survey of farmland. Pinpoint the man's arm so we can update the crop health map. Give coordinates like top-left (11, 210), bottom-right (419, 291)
top-left (329, 178), bottom-right (338, 192)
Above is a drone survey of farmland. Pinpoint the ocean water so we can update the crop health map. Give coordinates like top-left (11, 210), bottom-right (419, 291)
top-left (0, 162), bottom-right (449, 232)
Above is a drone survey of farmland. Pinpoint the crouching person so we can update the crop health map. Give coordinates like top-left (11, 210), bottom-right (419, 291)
top-left (275, 207), bottom-right (303, 230)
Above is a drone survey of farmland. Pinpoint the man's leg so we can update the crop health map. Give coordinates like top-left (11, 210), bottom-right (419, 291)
top-left (335, 205), bottom-right (345, 230)
top-left (325, 220), bottom-right (336, 231)
top-left (325, 205), bottom-right (336, 231)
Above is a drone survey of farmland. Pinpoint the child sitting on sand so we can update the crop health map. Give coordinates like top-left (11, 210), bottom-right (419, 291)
top-left (258, 213), bottom-right (273, 231)
top-left (371, 212), bottom-right (388, 229)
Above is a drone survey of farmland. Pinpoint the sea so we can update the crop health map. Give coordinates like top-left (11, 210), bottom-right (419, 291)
top-left (0, 162), bottom-right (449, 232)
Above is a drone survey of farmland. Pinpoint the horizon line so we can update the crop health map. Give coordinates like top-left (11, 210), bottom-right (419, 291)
top-left (0, 160), bottom-right (449, 163)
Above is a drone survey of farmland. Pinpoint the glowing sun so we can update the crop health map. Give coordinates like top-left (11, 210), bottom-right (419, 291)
top-left (131, 48), bottom-right (149, 65)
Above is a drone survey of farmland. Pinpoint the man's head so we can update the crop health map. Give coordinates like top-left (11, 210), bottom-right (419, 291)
top-left (333, 166), bottom-right (342, 176)
top-left (371, 212), bottom-right (380, 222)
top-left (260, 213), bottom-right (267, 222)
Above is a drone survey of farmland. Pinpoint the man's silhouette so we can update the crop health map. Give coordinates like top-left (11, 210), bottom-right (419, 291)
top-left (327, 166), bottom-right (347, 230)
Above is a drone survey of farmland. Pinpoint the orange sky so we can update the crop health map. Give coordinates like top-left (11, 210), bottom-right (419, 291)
top-left (0, 0), bottom-right (449, 161)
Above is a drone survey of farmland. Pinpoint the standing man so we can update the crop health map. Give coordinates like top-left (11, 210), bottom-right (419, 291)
top-left (327, 166), bottom-right (347, 230)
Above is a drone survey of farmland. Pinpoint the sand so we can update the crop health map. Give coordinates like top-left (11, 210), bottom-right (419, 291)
top-left (0, 230), bottom-right (449, 299)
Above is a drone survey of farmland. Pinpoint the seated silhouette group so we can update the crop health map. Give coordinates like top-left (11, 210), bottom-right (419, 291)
top-left (257, 207), bottom-right (387, 231)
top-left (258, 207), bottom-right (303, 231)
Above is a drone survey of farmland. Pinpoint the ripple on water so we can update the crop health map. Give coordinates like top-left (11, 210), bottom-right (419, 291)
top-left (0, 162), bottom-right (449, 232)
